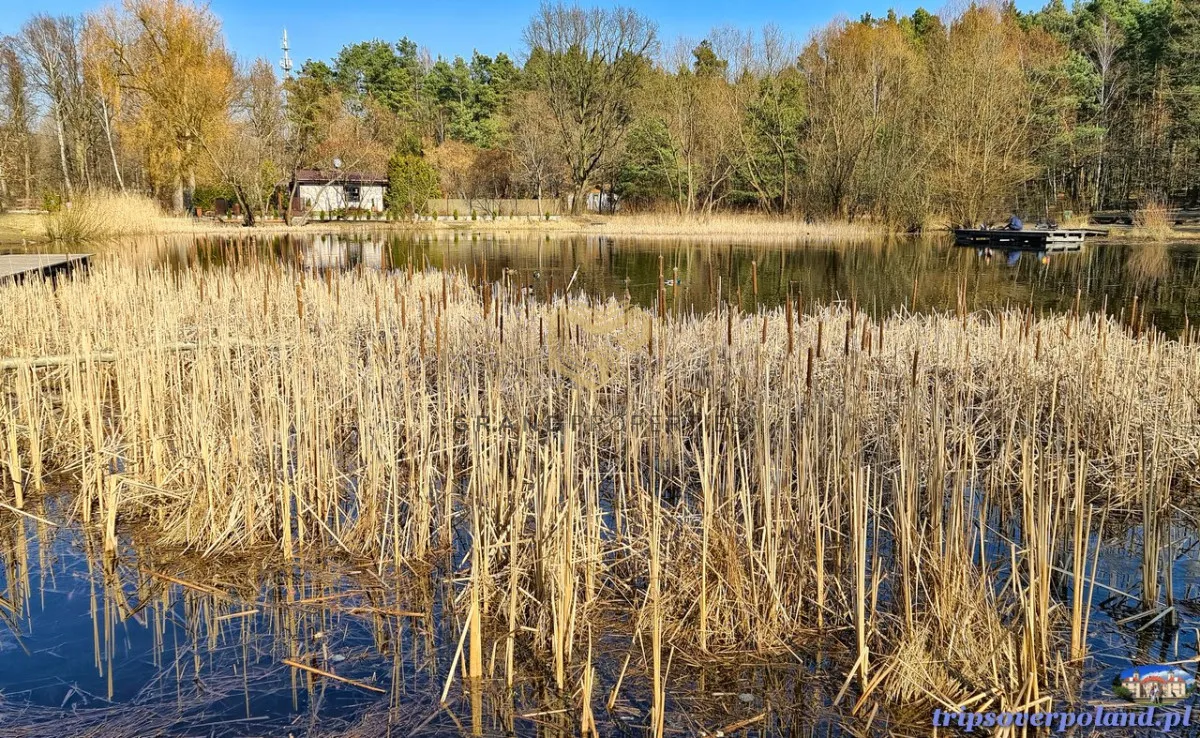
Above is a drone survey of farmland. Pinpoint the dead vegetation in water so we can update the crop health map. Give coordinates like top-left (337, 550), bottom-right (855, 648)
top-left (1, 262), bottom-right (1199, 731)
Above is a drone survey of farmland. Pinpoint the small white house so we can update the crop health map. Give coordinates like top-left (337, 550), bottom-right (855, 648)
top-left (290, 169), bottom-right (387, 214)
top-left (585, 189), bottom-right (618, 213)
top-left (566, 188), bottom-right (619, 213)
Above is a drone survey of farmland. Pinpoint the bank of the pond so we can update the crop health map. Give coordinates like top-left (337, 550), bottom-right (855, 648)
top-left (2, 210), bottom-right (901, 245)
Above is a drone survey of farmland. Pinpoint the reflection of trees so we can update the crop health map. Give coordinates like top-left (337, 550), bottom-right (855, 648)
top-left (152, 234), bottom-right (1200, 335)
top-left (0, 517), bottom-right (814, 737)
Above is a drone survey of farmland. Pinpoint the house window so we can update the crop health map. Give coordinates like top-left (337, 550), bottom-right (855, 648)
top-left (345, 183), bottom-right (361, 202)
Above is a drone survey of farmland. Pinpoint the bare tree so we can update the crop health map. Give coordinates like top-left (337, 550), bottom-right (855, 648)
top-left (524, 3), bottom-right (657, 214)
top-left (507, 90), bottom-right (563, 207)
top-left (82, 15), bottom-right (124, 191)
top-left (0, 40), bottom-right (35, 207)
top-left (1087, 15), bottom-right (1124, 210)
top-left (19, 15), bottom-right (81, 200)
top-left (206, 59), bottom-right (284, 225)
top-left (800, 19), bottom-right (921, 219)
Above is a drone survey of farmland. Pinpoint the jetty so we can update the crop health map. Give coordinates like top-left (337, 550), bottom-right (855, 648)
top-left (0, 253), bottom-right (91, 282)
top-left (953, 228), bottom-right (1107, 252)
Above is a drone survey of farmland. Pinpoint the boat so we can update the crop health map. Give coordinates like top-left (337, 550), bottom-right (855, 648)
top-left (953, 227), bottom-right (1109, 252)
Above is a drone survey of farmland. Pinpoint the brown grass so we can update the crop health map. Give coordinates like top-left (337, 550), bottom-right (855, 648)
top-left (1, 262), bottom-right (1196, 725)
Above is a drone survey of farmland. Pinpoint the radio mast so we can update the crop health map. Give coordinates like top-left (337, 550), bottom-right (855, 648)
top-left (280, 29), bottom-right (293, 77)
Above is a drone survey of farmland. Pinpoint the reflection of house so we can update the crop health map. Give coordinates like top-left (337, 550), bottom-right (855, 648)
top-left (290, 170), bottom-right (387, 214)
top-left (1122, 670), bottom-right (1189, 701)
top-left (301, 236), bottom-right (385, 270)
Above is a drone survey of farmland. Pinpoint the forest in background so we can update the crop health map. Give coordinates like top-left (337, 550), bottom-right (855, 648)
top-left (0, 0), bottom-right (1197, 227)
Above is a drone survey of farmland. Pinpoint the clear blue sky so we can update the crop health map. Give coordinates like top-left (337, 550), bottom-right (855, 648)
top-left (1, 0), bottom-right (1045, 67)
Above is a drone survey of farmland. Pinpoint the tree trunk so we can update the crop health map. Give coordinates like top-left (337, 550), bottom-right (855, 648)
top-left (185, 165), bottom-right (196, 214)
top-left (53, 102), bottom-right (73, 201)
top-left (173, 176), bottom-right (184, 213)
top-left (236, 186), bottom-right (255, 226)
top-left (282, 179), bottom-right (299, 225)
top-left (183, 138), bottom-right (195, 214)
top-left (23, 149), bottom-right (31, 206)
top-left (571, 182), bottom-right (586, 215)
top-left (99, 96), bottom-right (124, 192)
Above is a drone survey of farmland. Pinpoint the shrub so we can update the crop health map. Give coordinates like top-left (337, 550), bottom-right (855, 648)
top-left (453, 209), bottom-right (459, 221)
top-left (1132, 200), bottom-right (1173, 241)
top-left (385, 152), bottom-right (439, 217)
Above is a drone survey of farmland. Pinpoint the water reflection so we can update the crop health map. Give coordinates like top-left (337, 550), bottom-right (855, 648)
top-left (0, 514), bottom-right (823, 737)
top-left (124, 232), bottom-right (1200, 335)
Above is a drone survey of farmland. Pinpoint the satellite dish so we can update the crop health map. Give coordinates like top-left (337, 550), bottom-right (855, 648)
top-left (332, 157), bottom-right (343, 170)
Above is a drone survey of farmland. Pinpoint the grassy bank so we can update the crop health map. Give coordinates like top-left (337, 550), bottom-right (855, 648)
top-left (2, 261), bottom-right (1197, 727)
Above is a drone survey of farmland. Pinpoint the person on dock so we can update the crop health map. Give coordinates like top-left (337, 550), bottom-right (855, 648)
top-left (1007, 214), bottom-right (1024, 231)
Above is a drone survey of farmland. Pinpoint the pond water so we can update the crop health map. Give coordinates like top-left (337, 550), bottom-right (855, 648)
top-left (133, 231), bottom-right (1200, 334)
top-left (4, 231), bottom-right (1200, 736)
top-left (4, 503), bottom-right (1200, 736)
top-left (0, 518), bottom-right (816, 737)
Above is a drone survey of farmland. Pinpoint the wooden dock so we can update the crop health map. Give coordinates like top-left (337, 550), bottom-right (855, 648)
top-left (0, 253), bottom-right (91, 282)
top-left (953, 228), bottom-right (1107, 252)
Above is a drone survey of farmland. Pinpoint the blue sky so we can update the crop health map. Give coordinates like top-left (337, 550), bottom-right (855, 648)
top-left (1, 0), bottom-right (1045, 67)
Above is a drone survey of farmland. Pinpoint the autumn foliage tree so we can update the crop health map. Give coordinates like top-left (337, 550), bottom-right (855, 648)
top-left (97, 0), bottom-right (234, 212)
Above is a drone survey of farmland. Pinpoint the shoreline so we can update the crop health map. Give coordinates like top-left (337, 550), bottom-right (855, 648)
top-left (2, 212), bottom-right (898, 245)
top-left (5, 210), bottom-right (1199, 246)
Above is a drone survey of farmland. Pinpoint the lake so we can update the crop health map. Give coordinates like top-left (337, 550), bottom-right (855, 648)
top-left (136, 231), bottom-right (1200, 334)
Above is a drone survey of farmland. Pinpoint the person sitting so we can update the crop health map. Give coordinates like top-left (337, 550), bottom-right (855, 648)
top-left (1007, 214), bottom-right (1024, 231)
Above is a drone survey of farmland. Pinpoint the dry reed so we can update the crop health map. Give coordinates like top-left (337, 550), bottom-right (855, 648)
top-left (1129, 200), bottom-right (1176, 241)
top-left (581, 212), bottom-right (890, 241)
top-left (1, 260), bottom-right (1198, 724)
top-left (42, 192), bottom-right (197, 242)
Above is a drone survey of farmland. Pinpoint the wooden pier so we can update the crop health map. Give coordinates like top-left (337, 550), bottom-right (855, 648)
top-left (953, 228), bottom-right (1107, 252)
top-left (0, 253), bottom-right (91, 282)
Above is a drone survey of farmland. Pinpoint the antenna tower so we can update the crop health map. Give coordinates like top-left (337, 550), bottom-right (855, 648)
top-left (280, 29), bottom-right (293, 76)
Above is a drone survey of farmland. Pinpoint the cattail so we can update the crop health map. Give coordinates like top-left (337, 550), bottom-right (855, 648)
top-left (751, 260), bottom-right (758, 312)
top-left (786, 297), bottom-right (794, 355)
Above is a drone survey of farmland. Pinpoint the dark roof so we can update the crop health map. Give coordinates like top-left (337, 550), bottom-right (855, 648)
top-left (292, 169), bottom-right (387, 186)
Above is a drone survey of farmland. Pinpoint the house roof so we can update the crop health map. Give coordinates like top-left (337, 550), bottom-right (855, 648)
top-left (292, 169), bottom-right (388, 186)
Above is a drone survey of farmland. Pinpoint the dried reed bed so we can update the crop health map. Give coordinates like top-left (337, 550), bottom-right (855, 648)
top-left (1, 262), bottom-right (1199, 726)
top-left (582, 212), bottom-right (890, 241)
top-left (1128, 200), bottom-right (1177, 241)
top-left (42, 192), bottom-right (200, 242)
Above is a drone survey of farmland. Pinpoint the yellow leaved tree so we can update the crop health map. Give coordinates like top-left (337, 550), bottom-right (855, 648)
top-left (95, 0), bottom-right (234, 212)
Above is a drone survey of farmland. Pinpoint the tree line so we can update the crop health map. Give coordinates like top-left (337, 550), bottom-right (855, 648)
top-left (0, 0), bottom-right (1196, 226)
